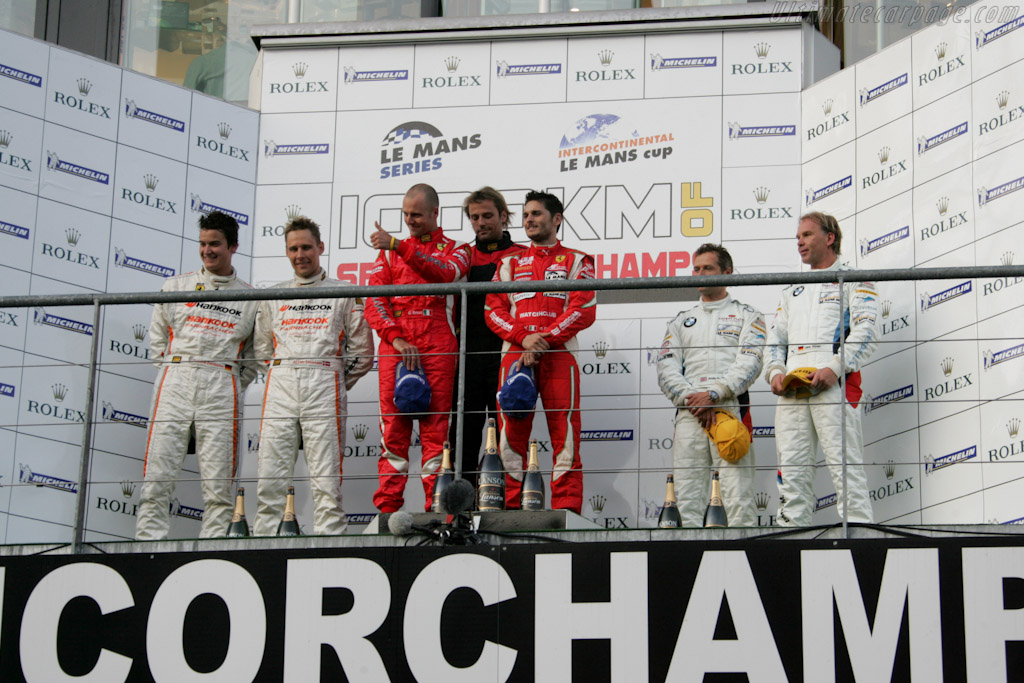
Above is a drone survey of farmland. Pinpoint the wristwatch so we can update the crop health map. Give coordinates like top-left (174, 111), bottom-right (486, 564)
top-left (708, 389), bottom-right (720, 403)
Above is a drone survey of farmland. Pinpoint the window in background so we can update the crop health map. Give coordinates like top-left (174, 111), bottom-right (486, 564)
top-left (1, 0), bottom-right (38, 37)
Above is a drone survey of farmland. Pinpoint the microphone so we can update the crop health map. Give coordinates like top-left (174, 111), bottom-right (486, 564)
top-left (441, 478), bottom-right (475, 515)
top-left (387, 510), bottom-right (415, 536)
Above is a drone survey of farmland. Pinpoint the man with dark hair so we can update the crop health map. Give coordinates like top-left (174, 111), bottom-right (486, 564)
top-left (486, 190), bottom-right (596, 513)
top-left (366, 184), bottom-right (471, 512)
top-left (657, 243), bottom-right (764, 526)
top-left (449, 187), bottom-right (526, 487)
top-left (766, 212), bottom-right (879, 526)
top-left (254, 217), bottom-right (373, 535)
top-left (137, 211), bottom-right (258, 540)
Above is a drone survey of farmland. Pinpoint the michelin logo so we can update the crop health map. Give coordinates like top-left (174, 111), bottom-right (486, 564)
top-left (46, 151), bottom-right (109, 185)
top-left (102, 401), bottom-right (148, 428)
top-left (983, 342), bottom-right (1024, 370)
top-left (814, 492), bottom-right (837, 512)
top-left (0, 382), bottom-right (14, 398)
top-left (977, 175), bottom-right (1024, 208)
top-left (920, 281), bottom-right (971, 312)
top-left (114, 248), bottom-right (175, 278)
top-left (495, 61), bottom-right (562, 78)
top-left (925, 445), bottom-right (977, 475)
top-left (263, 140), bottom-right (330, 158)
top-left (124, 99), bottom-right (185, 133)
top-left (170, 497), bottom-right (204, 521)
top-left (343, 66), bottom-right (409, 83)
top-left (860, 226), bottom-right (909, 257)
top-left (917, 122), bottom-right (968, 155)
top-left (859, 73), bottom-right (908, 106)
top-left (864, 385), bottom-right (914, 413)
top-left (0, 220), bottom-right (30, 240)
top-left (805, 176), bottom-right (853, 206)
top-left (727, 122), bottom-right (796, 139)
top-left (0, 62), bottom-right (43, 87)
top-left (650, 54), bottom-right (716, 70)
top-left (19, 463), bottom-right (78, 493)
top-left (581, 430), bottom-right (634, 441)
top-left (190, 194), bottom-right (249, 226)
top-left (32, 307), bottom-right (94, 336)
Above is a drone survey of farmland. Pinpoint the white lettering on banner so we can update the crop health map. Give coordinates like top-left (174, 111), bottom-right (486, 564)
top-left (405, 555), bottom-right (518, 681)
top-left (147, 559), bottom-right (265, 682)
top-left (20, 563), bottom-right (134, 683)
top-left (595, 251), bottom-right (690, 279)
top-left (665, 551), bottom-right (787, 681)
top-left (801, 548), bottom-right (943, 682)
top-left (534, 552), bottom-right (648, 682)
top-left (962, 547), bottom-right (1024, 680)
top-left (283, 558), bottom-right (391, 681)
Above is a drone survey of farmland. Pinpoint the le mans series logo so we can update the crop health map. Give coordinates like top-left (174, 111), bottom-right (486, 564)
top-left (46, 150), bottom-right (109, 185)
top-left (379, 121), bottom-right (482, 180)
top-left (0, 128), bottom-right (34, 174)
top-left (557, 113), bottom-right (673, 172)
top-left (124, 99), bottom-right (185, 133)
top-left (53, 76), bottom-right (110, 120)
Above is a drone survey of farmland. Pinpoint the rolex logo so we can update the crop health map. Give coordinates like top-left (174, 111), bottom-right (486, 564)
top-left (132, 324), bottom-right (147, 341)
top-left (77, 78), bottom-right (92, 96)
top-left (822, 98), bottom-right (833, 116)
top-left (143, 173), bottom-right (158, 192)
top-left (217, 122), bottom-right (232, 139)
top-left (1001, 251), bottom-right (1014, 266)
top-left (754, 42), bottom-right (771, 59)
top-left (754, 491), bottom-right (770, 510)
top-left (878, 146), bottom-right (890, 164)
top-left (598, 50), bottom-right (614, 66)
top-left (52, 383), bottom-right (68, 402)
top-left (935, 42), bottom-right (948, 60)
top-left (883, 460), bottom-right (896, 480)
top-left (589, 494), bottom-right (606, 514)
top-left (120, 479), bottom-right (136, 499)
top-left (353, 423), bottom-right (368, 442)
top-left (292, 62), bottom-right (308, 78)
top-left (444, 56), bottom-right (461, 72)
top-left (936, 196), bottom-right (949, 216)
top-left (592, 341), bottom-right (609, 358)
top-left (997, 90), bottom-right (1010, 110)
top-left (753, 186), bottom-right (770, 204)
top-left (881, 299), bottom-right (892, 318)
top-left (65, 228), bottom-right (81, 246)
top-left (0, 129), bottom-right (11, 148)
top-left (940, 357), bottom-right (954, 377)
top-left (1008, 418), bottom-right (1020, 438)
top-left (285, 204), bottom-right (302, 221)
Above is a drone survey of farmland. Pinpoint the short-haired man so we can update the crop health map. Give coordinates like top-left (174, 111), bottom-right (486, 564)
top-left (449, 187), bottom-right (525, 488)
top-left (657, 244), bottom-right (765, 526)
top-left (136, 211), bottom-right (258, 540)
top-left (254, 217), bottom-right (373, 535)
top-left (766, 212), bottom-right (879, 526)
top-left (366, 184), bottom-right (471, 512)
top-left (486, 190), bottom-right (596, 513)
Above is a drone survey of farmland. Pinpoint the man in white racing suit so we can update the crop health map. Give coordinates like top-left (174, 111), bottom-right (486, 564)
top-left (657, 244), bottom-right (765, 526)
top-left (254, 217), bottom-right (373, 535)
top-left (766, 211), bottom-right (879, 526)
top-left (137, 211), bottom-right (258, 540)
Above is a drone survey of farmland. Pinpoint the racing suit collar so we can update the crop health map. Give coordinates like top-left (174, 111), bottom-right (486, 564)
top-left (529, 238), bottom-right (561, 254)
top-left (700, 294), bottom-right (733, 312)
top-left (475, 230), bottom-right (515, 253)
top-left (418, 228), bottom-right (445, 243)
top-left (200, 267), bottom-right (237, 290)
top-left (292, 268), bottom-right (327, 287)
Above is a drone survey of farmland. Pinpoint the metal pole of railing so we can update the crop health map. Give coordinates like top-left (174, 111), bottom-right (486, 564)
top-left (454, 289), bottom-right (468, 479)
top-left (838, 274), bottom-right (848, 539)
top-left (72, 299), bottom-right (103, 552)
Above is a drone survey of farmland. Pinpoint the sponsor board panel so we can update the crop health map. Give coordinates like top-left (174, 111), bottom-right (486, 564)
top-left (188, 93), bottom-right (258, 183)
top-left (0, 185), bottom-right (37, 272)
top-left (119, 70), bottom-right (192, 162)
top-left (717, 239), bottom-right (798, 321)
top-left (911, 15), bottom-right (972, 109)
top-left (337, 45), bottom-right (414, 112)
top-left (183, 165), bottom-right (255, 256)
top-left (920, 490), bottom-right (984, 523)
top-left (864, 428), bottom-right (922, 523)
top-left (643, 32), bottom-right (723, 99)
top-left (257, 112), bottom-right (337, 186)
top-left (98, 303), bottom-right (157, 384)
top-left (853, 191), bottom-right (913, 269)
top-left (91, 370), bottom-right (152, 462)
top-left (855, 114), bottom-right (914, 212)
top-left (912, 164), bottom-right (975, 265)
top-left (722, 93), bottom-right (800, 168)
top-left (971, 58), bottom-right (1024, 161)
top-left (106, 219), bottom-right (181, 293)
top-left (912, 90), bottom-right (972, 186)
top-left (979, 389), bottom-right (1024, 490)
top-left (915, 338), bottom-right (981, 425)
top-left (870, 274), bottom-right (918, 363)
top-left (26, 276), bottom-right (98, 366)
top-left (4, 514), bottom-right (72, 545)
top-left (490, 38), bottom-right (568, 106)
top-left (973, 137), bottom-right (1024, 240)
top-left (32, 198), bottom-right (111, 292)
top-left (253, 183), bottom-right (333, 258)
top-left (8, 432), bottom-right (81, 533)
top-left (566, 35), bottom-right (645, 103)
top-left (575, 318), bottom-right (641, 399)
top-left (0, 266), bottom-right (30, 351)
top-left (82, 450), bottom-right (145, 541)
top-left (414, 42), bottom-right (491, 109)
top-left (808, 463), bottom-right (842, 526)
top-left (636, 466), bottom-right (670, 528)
top-left (0, 27), bottom-right (49, 119)
top-left (250, 255), bottom-right (298, 290)
top-left (720, 165), bottom-right (801, 242)
top-left (0, 107), bottom-right (44, 195)
top-left (261, 47), bottom-right (339, 114)
top-left (855, 40), bottom-right (912, 137)
top-left (918, 407), bottom-right (982, 512)
top-left (0, 346), bottom-right (24, 434)
top-left (44, 47), bottom-right (121, 141)
top-left (638, 315), bottom-right (673, 397)
top-left (801, 65), bottom-right (856, 163)
top-left (982, 477), bottom-right (1024, 525)
top-left (722, 28), bottom-right (801, 96)
top-left (638, 392), bottom-right (674, 474)
top-left (15, 356), bottom-right (89, 447)
top-left (39, 122), bottom-right (116, 216)
top-left (916, 276), bottom-right (978, 343)
top-left (112, 144), bottom-right (187, 237)
top-left (970, 1), bottom-right (1024, 80)
top-left (975, 220), bottom-right (1024, 322)
top-left (977, 310), bottom-right (1024, 401)
top-left (751, 464), bottom-right (780, 528)
top-left (0, 430), bottom-right (14, 519)
top-left (861, 347), bottom-right (918, 445)
top-left (581, 468), bottom-right (638, 529)
top-left (800, 141), bottom-right (856, 221)
top-left (578, 395), bottom-right (640, 486)
top-left (346, 353), bottom-right (379, 407)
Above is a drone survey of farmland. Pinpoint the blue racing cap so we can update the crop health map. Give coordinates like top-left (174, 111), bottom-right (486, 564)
top-left (394, 362), bottom-right (432, 416)
top-left (499, 364), bottom-right (537, 419)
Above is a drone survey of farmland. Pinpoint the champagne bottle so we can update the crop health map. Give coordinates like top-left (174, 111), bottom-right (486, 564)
top-left (658, 474), bottom-right (682, 528)
top-left (477, 418), bottom-right (505, 511)
top-left (521, 439), bottom-right (545, 511)
top-left (432, 441), bottom-right (454, 513)
top-left (704, 471), bottom-right (729, 528)
top-left (227, 487), bottom-right (249, 537)
top-left (277, 486), bottom-right (301, 536)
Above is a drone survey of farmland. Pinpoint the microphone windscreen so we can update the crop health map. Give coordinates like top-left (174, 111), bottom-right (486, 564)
top-left (442, 478), bottom-right (476, 515)
top-left (387, 510), bottom-right (414, 536)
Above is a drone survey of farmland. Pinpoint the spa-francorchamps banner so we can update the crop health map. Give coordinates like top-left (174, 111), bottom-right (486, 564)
top-left (1, 540), bottom-right (1023, 681)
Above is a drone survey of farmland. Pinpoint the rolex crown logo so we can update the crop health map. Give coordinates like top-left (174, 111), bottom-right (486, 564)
top-left (292, 62), bottom-right (308, 78)
top-left (598, 49), bottom-right (614, 66)
top-left (997, 90), bottom-right (1010, 110)
top-left (940, 356), bottom-right (954, 377)
top-left (878, 146), bottom-right (890, 164)
top-left (754, 491), bottom-right (769, 510)
top-left (353, 423), bottom-right (368, 442)
top-left (592, 341), bottom-right (609, 358)
top-left (1001, 251), bottom-right (1014, 266)
top-left (935, 42), bottom-right (948, 60)
top-left (444, 56), bottom-right (461, 72)
top-left (1008, 417), bottom-right (1020, 438)
top-left (65, 227), bottom-right (81, 246)
top-left (881, 299), bottom-right (892, 318)
top-left (589, 494), bottom-right (606, 513)
top-left (0, 129), bottom-right (11, 148)
top-left (143, 173), bottom-right (158, 192)
top-left (754, 42), bottom-right (771, 59)
top-left (822, 98), bottom-right (833, 116)
top-left (285, 204), bottom-right (302, 221)
top-left (217, 121), bottom-right (232, 139)
top-left (753, 186), bottom-right (770, 204)
top-left (883, 459), bottom-right (896, 480)
top-left (120, 479), bottom-right (136, 499)
top-left (51, 383), bottom-right (68, 402)
top-left (936, 196), bottom-right (949, 216)
top-left (132, 324), bottom-right (147, 341)
top-left (77, 78), bottom-right (92, 95)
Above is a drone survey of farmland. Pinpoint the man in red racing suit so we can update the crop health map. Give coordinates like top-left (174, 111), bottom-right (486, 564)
top-left (485, 190), bottom-right (596, 513)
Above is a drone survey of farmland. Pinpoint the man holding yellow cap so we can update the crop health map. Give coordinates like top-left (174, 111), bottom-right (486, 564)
top-left (766, 212), bottom-right (879, 526)
top-left (657, 244), bottom-right (765, 526)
